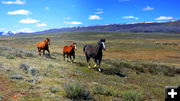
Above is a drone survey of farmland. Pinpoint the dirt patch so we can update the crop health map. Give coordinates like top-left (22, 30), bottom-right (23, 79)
top-left (0, 75), bottom-right (17, 101)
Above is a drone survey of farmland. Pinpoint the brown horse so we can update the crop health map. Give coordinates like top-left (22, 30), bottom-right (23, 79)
top-left (63, 42), bottom-right (77, 62)
top-left (36, 38), bottom-right (50, 56)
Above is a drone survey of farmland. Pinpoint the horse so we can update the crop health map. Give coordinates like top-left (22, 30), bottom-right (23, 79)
top-left (63, 42), bottom-right (77, 62)
top-left (83, 39), bottom-right (106, 72)
top-left (36, 38), bottom-right (50, 56)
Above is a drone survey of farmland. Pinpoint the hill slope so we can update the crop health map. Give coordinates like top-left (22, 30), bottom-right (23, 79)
top-left (36, 20), bottom-right (180, 34)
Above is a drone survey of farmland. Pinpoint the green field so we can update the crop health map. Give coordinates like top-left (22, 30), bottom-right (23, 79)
top-left (0, 31), bottom-right (180, 101)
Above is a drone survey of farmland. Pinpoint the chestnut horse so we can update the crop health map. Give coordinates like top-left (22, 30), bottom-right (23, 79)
top-left (63, 42), bottom-right (77, 62)
top-left (36, 38), bottom-right (50, 56)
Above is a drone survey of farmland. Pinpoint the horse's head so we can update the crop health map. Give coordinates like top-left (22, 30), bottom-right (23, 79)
top-left (46, 38), bottom-right (50, 45)
top-left (70, 42), bottom-right (77, 50)
top-left (98, 39), bottom-right (106, 51)
top-left (73, 43), bottom-right (77, 50)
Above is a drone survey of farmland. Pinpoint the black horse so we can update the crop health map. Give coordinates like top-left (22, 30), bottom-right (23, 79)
top-left (83, 39), bottom-right (106, 71)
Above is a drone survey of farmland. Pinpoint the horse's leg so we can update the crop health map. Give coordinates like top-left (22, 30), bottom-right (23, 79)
top-left (72, 53), bottom-right (75, 62)
top-left (93, 59), bottom-right (98, 69)
top-left (98, 59), bottom-right (102, 72)
top-left (47, 48), bottom-right (50, 56)
top-left (43, 49), bottom-right (45, 55)
top-left (67, 53), bottom-right (69, 61)
top-left (98, 58), bottom-right (102, 72)
top-left (86, 54), bottom-right (91, 68)
top-left (38, 47), bottom-right (40, 56)
top-left (63, 53), bottom-right (66, 61)
top-left (38, 48), bottom-right (41, 56)
top-left (70, 54), bottom-right (73, 63)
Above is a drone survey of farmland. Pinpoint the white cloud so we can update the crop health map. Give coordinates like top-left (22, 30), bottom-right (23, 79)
top-left (44, 7), bottom-right (49, 10)
top-left (36, 23), bottom-right (47, 27)
top-left (1, 0), bottom-right (25, 5)
top-left (95, 11), bottom-right (103, 14)
top-left (88, 15), bottom-right (102, 20)
top-left (8, 9), bottom-right (31, 15)
top-left (19, 18), bottom-right (39, 24)
top-left (122, 16), bottom-right (139, 20)
top-left (16, 28), bottom-right (34, 33)
top-left (143, 6), bottom-right (154, 11)
top-left (96, 8), bottom-right (103, 11)
top-left (156, 16), bottom-right (173, 20)
top-left (0, 28), bottom-right (6, 31)
top-left (64, 21), bottom-right (82, 25)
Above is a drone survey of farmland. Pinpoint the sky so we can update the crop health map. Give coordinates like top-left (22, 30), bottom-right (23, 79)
top-left (0, 0), bottom-right (180, 32)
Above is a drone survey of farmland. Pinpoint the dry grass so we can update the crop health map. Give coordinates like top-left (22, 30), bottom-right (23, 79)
top-left (0, 31), bottom-right (180, 101)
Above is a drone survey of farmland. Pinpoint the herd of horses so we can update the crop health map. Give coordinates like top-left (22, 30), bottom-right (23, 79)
top-left (36, 38), bottom-right (106, 71)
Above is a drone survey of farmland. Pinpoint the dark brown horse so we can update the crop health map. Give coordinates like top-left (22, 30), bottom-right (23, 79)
top-left (36, 38), bottom-right (50, 56)
top-left (63, 42), bottom-right (77, 62)
top-left (83, 39), bottom-right (106, 71)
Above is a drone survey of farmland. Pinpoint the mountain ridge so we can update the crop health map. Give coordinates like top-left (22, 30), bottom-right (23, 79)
top-left (1, 20), bottom-right (180, 35)
top-left (35, 20), bottom-right (180, 34)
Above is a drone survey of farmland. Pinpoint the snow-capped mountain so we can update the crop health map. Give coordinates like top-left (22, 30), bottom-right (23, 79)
top-left (0, 31), bottom-right (29, 36)
top-left (0, 31), bottom-right (15, 35)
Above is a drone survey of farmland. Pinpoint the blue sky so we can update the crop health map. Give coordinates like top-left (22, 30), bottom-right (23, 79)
top-left (0, 0), bottom-right (179, 32)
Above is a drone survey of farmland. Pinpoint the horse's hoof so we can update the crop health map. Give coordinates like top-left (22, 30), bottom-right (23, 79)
top-left (98, 68), bottom-right (101, 72)
top-left (88, 66), bottom-right (91, 68)
top-left (93, 64), bottom-right (97, 68)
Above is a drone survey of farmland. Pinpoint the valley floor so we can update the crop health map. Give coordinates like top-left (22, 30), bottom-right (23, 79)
top-left (0, 31), bottom-right (180, 101)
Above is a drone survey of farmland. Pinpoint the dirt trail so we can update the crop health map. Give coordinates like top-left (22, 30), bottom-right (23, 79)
top-left (0, 75), bottom-right (16, 101)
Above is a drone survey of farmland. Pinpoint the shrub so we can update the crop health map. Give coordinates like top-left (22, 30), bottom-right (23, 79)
top-left (30, 68), bottom-right (38, 76)
top-left (121, 90), bottom-right (144, 101)
top-left (93, 85), bottom-right (112, 96)
top-left (49, 86), bottom-right (59, 93)
top-left (64, 82), bottom-right (90, 100)
top-left (48, 64), bottom-right (54, 68)
top-left (104, 59), bottom-right (176, 76)
top-left (6, 54), bottom-right (15, 59)
top-left (0, 50), bottom-right (5, 56)
top-left (15, 53), bottom-right (23, 58)
top-left (147, 64), bottom-right (175, 76)
top-left (19, 63), bottom-right (29, 71)
top-left (24, 53), bottom-right (35, 57)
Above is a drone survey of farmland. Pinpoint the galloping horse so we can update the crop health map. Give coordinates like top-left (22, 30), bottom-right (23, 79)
top-left (36, 38), bottom-right (50, 56)
top-left (63, 42), bottom-right (77, 62)
top-left (83, 39), bottom-right (106, 72)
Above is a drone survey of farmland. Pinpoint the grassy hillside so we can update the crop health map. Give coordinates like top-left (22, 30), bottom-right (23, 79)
top-left (0, 31), bottom-right (180, 101)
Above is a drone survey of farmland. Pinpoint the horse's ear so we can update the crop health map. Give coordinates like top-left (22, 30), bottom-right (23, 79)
top-left (101, 39), bottom-right (105, 42)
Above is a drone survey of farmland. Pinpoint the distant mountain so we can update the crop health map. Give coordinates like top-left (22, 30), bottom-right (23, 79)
top-left (0, 32), bottom-right (3, 35)
top-left (1, 20), bottom-right (180, 36)
top-left (35, 20), bottom-right (180, 34)
top-left (0, 31), bottom-right (29, 36)
top-left (0, 31), bottom-right (15, 35)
